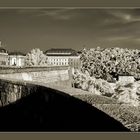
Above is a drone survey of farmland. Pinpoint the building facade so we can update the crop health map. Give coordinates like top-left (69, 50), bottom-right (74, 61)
top-left (0, 47), bottom-right (8, 66)
top-left (8, 52), bottom-right (26, 67)
top-left (45, 48), bottom-right (81, 69)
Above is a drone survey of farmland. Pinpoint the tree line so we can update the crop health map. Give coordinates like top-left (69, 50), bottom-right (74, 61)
top-left (80, 47), bottom-right (140, 81)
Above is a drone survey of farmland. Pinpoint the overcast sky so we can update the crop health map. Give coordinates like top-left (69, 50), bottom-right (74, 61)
top-left (0, 8), bottom-right (140, 53)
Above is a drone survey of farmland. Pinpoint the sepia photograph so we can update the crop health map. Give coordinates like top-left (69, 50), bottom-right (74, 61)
top-left (0, 7), bottom-right (140, 132)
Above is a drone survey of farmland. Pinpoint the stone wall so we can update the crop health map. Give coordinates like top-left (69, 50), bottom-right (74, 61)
top-left (0, 77), bottom-right (72, 107)
top-left (0, 66), bottom-right (72, 106)
top-left (0, 66), bottom-right (72, 87)
top-left (0, 65), bottom-right (70, 74)
top-left (0, 78), bottom-right (37, 106)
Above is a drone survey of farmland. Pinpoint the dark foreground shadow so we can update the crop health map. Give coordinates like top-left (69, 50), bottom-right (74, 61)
top-left (0, 86), bottom-right (129, 132)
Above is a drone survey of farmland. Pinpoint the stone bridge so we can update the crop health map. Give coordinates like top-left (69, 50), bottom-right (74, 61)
top-left (0, 66), bottom-right (72, 106)
top-left (0, 66), bottom-right (129, 131)
top-left (0, 78), bottom-right (129, 131)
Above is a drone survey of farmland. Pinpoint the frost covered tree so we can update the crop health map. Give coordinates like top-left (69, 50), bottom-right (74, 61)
top-left (25, 48), bottom-right (47, 66)
top-left (80, 47), bottom-right (140, 81)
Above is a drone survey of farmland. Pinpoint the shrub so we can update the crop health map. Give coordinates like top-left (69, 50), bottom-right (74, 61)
top-left (112, 82), bottom-right (140, 106)
top-left (73, 70), bottom-right (114, 97)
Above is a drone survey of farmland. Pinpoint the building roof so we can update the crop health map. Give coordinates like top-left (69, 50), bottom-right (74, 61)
top-left (45, 48), bottom-right (78, 56)
top-left (0, 47), bottom-right (7, 53)
top-left (9, 51), bottom-right (26, 56)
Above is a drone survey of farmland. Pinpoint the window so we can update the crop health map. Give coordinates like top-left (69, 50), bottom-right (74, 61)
top-left (1, 61), bottom-right (6, 65)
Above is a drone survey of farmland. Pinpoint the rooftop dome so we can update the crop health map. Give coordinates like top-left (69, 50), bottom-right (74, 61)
top-left (0, 47), bottom-right (7, 53)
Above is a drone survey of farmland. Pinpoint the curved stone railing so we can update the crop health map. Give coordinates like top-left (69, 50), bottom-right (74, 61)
top-left (0, 77), bottom-right (129, 131)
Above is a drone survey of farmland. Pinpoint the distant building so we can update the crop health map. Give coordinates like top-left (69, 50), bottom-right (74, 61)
top-left (8, 52), bottom-right (26, 67)
top-left (118, 76), bottom-right (135, 84)
top-left (0, 46), bottom-right (8, 66)
top-left (45, 48), bottom-right (81, 69)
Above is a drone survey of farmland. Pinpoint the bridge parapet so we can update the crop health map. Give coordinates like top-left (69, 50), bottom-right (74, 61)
top-left (0, 65), bottom-right (72, 84)
top-left (0, 66), bottom-right (72, 106)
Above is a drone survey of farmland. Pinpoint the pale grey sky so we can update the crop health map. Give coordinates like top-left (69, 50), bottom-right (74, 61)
top-left (0, 8), bottom-right (140, 53)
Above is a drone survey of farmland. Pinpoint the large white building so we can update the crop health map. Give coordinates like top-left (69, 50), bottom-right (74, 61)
top-left (0, 42), bottom-right (8, 66)
top-left (8, 52), bottom-right (26, 67)
top-left (45, 48), bottom-right (81, 69)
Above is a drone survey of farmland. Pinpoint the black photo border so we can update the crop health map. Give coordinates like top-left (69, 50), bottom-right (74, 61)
top-left (0, 0), bottom-right (140, 139)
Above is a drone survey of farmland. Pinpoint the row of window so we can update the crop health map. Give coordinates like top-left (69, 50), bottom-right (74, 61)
top-left (0, 56), bottom-right (25, 66)
top-left (0, 61), bottom-right (7, 65)
top-left (0, 56), bottom-right (8, 60)
top-left (50, 60), bottom-right (80, 66)
top-left (49, 58), bottom-right (68, 62)
top-left (50, 62), bottom-right (68, 65)
top-left (0, 55), bottom-right (8, 65)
